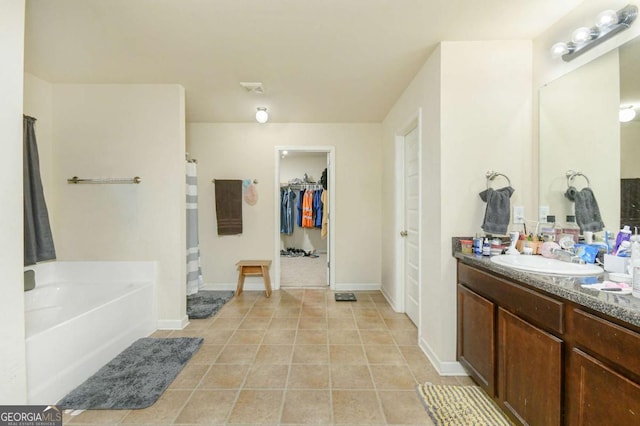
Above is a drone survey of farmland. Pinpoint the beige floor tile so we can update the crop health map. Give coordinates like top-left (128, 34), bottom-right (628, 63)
top-left (329, 345), bottom-right (367, 364)
top-left (263, 328), bottom-right (297, 344)
top-left (384, 316), bottom-right (416, 330)
top-left (332, 390), bottom-right (386, 424)
top-left (301, 306), bottom-right (327, 318)
top-left (326, 306), bottom-right (355, 318)
top-left (227, 390), bottom-right (284, 424)
top-left (243, 364), bottom-right (289, 388)
top-left (398, 345), bottom-right (429, 364)
top-left (364, 344), bottom-right (406, 364)
top-left (185, 318), bottom-right (215, 330)
top-left (296, 329), bottom-right (328, 345)
top-left (355, 316), bottom-right (387, 330)
top-left (121, 389), bottom-right (191, 424)
top-left (456, 375), bottom-right (476, 386)
top-left (274, 306), bottom-right (301, 318)
top-left (328, 316), bottom-right (357, 330)
top-left (189, 344), bottom-right (224, 364)
top-left (359, 330), bottom-right (395, 345)
top-left (239, 317), bottom-right (271, 330)
top-left (330, 364), bottom-right (374, 389)
top-left (292, 344), bottom-right (329, 364)
top-left (228, 329), bottom-right (266, 345)
top-left (174, 389), bottom-right (237, 424)
top-left (389, 329), bottom-right (418, 346)
top-left (298, 316), bottom-right (327, 329)
top-left (246, 306), bottom-right (276, 318)
top-left (280, 390), bottom-right (332, 424)
top-left (254, 344), bottom-right (294, 364)
top-left (149, 330), bottom-right (173, 338)
top-left (215, 345), bottom-right (259, 364)
top-left (351, 300), bottom-right (376, 308)
top-left (169, 363), bottom-right (209, 389)
top-left (269, 317), bottom-right (300, 330)
top-left (328, 329), bottom-right (361, 345)
top-left (210, 317), bottom-right (242, 330)
top-left (199, 364), bottom-right (249, 389)
top-left (215, 306), bottom-right (251, 318)
top-left (198, 328), bottom-right (234, 345)
top-left (370, 365), bottom-right (417, 390)
top-left (67, 409), bottom-right (130, 424)
top-left (352, 308), bottom-right (380, 318)
top-left (378, 391), bottom-right (433, 425)
top-left (288, 364), bottom-right (330, 389)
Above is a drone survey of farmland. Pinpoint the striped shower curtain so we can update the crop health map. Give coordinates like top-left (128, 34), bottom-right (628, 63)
top-left (186, 161), bottom-right (203, 295)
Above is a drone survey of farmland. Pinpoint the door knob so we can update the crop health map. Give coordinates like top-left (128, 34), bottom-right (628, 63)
top-left (400, 230), bottom-right (408, 237)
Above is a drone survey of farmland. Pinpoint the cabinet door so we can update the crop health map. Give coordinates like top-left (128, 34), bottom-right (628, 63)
top-left (457, 284), bottom-right (495, 396)
top-left (567, 348), bottom-right (640, 425)
top-left (498, 307), bottom-right (562, 425)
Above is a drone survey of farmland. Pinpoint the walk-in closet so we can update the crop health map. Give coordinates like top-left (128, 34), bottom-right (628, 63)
top-left (279, 151), bottom-right (329, 287)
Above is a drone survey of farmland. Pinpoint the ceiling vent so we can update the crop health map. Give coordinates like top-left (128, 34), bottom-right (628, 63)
top-left (239, 82), bottom-right (264, 94)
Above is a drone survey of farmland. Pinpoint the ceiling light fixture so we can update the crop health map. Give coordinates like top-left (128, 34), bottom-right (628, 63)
top-left (240, 82), bottom-right (264, 94)
top-left (256, 107), bottom-right (269, 124)
top-left (620, 106), bottom-right (636, 123)
top-left (550, 4), bottom-right (637, 62)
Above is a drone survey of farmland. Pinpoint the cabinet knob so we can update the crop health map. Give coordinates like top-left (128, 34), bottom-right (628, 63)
top-left (400, 230), bottom-right (408, 237)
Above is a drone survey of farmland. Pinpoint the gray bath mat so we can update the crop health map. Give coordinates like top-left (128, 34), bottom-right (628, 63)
top-left (187, 290), bottom-right (234, 319)
top-left (58, 337), bottom-right (203, 409)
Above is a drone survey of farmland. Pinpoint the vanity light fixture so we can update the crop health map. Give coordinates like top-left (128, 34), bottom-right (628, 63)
top-left (255, 107), bottom-right (269, 124)
top-left (620, 106), bottom-right (637, 123)
top-left (551, 4), bottom-right (637, 62)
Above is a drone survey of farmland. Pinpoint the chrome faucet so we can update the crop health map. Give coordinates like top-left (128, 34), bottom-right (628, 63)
top-left (551, 247), bottom-right (585, 264)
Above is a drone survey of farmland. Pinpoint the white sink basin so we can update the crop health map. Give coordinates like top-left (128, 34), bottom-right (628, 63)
top-left (490, 254), bottom-right (603, 276)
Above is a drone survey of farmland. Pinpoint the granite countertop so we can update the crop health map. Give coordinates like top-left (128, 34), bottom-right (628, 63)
top-left (453, 240), bottom-right (640, 329)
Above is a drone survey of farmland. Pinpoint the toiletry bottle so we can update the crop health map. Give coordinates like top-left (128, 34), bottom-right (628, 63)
top-left (633, 229), bottom-right (640, 298)
top-left (614, 225), bottom-right (632, 255)
top-left (482, 238), bottom-right (491, 256)
top-left (562, 215), bottom-right (580, 244)
top-left (541, 215), bottom-right (560, 242)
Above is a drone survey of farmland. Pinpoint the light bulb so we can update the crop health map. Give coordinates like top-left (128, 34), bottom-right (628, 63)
top-left (550, 42), bottom-right (570, 58)
top-left (596, 10), bottom-right (618, 28)
top-left (256, 107), bottom-right (268, 124)
top-left (620, 107), bottom-right (636, 123)
top-left (572, 26), bottom-right (595, 44)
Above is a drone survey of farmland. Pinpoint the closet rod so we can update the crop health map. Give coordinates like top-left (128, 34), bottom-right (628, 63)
top-left (212, 179), bottom-right (258, 184)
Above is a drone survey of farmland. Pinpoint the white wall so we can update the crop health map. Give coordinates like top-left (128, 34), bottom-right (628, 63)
top-left (188, 123), bottom-right (381, 288)
top-left (50, 84), bottom-right (187, 328)
top-left (0, 0), bottom-right (27, 403)
top-left (280, 153), bottom-right (327, 252)
top-left (622, 121), bottom-right (640, 178)
top-left (382, 40), bottom-right (533, 374)
top-left (23, 73), bottom-right (53, 196)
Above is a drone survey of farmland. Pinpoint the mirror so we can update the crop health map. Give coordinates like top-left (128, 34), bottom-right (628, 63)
top-left (539, 35), bottom-right (640, 232)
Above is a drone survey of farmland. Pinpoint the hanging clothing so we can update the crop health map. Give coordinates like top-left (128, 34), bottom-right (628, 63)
top-left (23, 115), bottom-right (56, 266)
top-left (302, 189), bottom-right (314, 228)
top-left (186, 161), bottom-right (203, 296)
top-left (321, 189), bottom-right (329, 239)
top-left (297, 189), bottom-right (304, 227)
top-left (280, 188), bottom-right (296, 234)
top-left (314, 189), bottom-right (323, 228)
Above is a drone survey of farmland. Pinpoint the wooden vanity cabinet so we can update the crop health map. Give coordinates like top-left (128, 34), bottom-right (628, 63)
top-left (457, 260), bottom-right (640, 425)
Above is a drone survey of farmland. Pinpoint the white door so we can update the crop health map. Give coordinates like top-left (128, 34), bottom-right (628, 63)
top-left (403, 127), bottom-right (420, 326)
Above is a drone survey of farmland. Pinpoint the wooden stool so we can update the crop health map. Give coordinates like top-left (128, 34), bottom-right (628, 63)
top-left (236, 260), bottom-right (272, 297)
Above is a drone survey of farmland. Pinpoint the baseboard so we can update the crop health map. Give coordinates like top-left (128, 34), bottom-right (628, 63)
top-left (334, 283), bottom-right (381, 291)
top-left (380, 286), bottom-right (400, 311)
top-left (157, 315), bottom-right (189, 330)
top-left (419, 335), bottom-right (468, 376)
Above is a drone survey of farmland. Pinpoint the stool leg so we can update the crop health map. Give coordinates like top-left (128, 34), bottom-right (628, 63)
top-left (236, 267), bottom-right (246, 296)
top-left (262, 265), bottom-right (272, 298)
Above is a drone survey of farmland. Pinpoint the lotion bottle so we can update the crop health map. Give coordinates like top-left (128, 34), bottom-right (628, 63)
top-left (632, 229), bottom-right (640, 298)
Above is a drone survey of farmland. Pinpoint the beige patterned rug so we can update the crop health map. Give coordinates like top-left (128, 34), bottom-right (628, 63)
top-left (416, 383), bottom-right (513, 425)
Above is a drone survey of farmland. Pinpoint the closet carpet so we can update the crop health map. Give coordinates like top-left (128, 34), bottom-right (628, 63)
top-left (280, 253), bottom-right (327, 288)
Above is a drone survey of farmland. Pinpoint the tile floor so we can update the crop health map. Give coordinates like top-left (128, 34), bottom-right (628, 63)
top-left (64, 289), bottom-right (473, 425)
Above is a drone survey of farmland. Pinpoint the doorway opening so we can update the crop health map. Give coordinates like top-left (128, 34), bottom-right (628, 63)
top-left (274, 146), bottom-right (335, 290)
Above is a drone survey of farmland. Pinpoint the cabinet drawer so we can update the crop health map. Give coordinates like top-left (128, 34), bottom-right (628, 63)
top-left (457, 263), bottom-right (564, 334)
top-left (570, 308), bottom-right (640, 379)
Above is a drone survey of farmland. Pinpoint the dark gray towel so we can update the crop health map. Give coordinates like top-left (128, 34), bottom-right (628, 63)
top-left (564, 186), bottom-right (604, 232)
top-left (215, 180), bottom-right (243, 235)
top-left (479, 186), bottom-right (514, 235)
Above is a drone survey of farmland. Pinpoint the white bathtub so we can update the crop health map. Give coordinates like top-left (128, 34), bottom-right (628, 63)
top-left (24, 261), bottom-right (157, 405)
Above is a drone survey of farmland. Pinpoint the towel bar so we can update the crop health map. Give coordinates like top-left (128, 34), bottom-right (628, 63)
top-left (485, 171), bottom-right (511, 189)
top-left (67, 176), bottom-right (141, 184)
top-left (566, 170), bottom-right (590, 188)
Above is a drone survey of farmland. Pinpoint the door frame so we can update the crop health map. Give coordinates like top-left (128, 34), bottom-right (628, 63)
top-left (395, 110), bottom-right (422, 327)
top-left (274, 146), bottom-right (336, 290)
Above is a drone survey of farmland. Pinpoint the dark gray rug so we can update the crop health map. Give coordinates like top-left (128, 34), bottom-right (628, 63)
top-left (187, 290), bottom-right (234, 319)
top-left (58, 337), bottom-right (203, 409)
